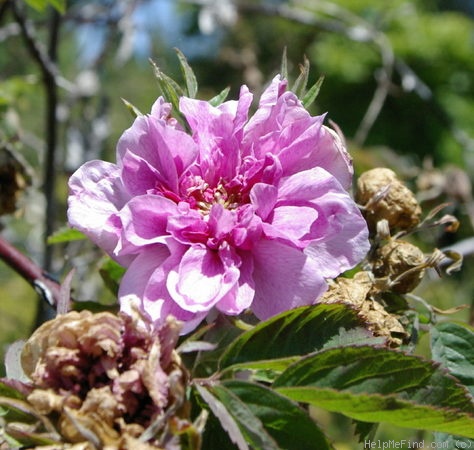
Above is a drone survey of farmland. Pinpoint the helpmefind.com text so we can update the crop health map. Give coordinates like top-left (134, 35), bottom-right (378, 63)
top-left (363, 440), bottom-right (469, 449)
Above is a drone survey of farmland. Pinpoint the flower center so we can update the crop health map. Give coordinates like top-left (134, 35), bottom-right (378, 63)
top-left (188, 180), bottom-right (241, 214)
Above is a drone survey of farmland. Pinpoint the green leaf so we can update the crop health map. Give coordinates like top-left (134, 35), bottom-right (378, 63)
top-left (149, 59), bottom-right (184, 122)
top-left (175, 48), bottom-right (198, 98)
top-left (431, 322), bottom-right (474, 397)
top-left (205, 383), bottom-right (281, 450)
top-left (209, 87), bottom-right (231, 107)
top-left (273, 345), bottom-right (474, 439)
top-left (99, 257), bottom-right (126, 296)
top-left (0, 396), bottom-right (41, 424)
top-left (302, 75), bottom-right (325, 109)
top-left (47, 227), bottom-right (86, 244)
top-left (121, 97), bottom-right (143, 117)
top-left (219, 303), bottom-right (383, 372)
top-left (25, 0), bottom-right (65, 13)
top-left (222, 380), bottom-right (334, 450)
top-left (194, 384), bottom-right (250, 450)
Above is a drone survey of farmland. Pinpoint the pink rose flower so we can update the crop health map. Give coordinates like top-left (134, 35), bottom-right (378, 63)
top-left (68, 76), bottom-right (369, 333)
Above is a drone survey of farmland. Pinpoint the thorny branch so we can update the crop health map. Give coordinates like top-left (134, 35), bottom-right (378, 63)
top-left (0, 235), bottom-right (61, 307)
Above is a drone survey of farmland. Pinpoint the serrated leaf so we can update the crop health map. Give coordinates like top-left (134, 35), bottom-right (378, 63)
top-left (302, 75), bottom-right (324, 109)
top-left (47, 227), bottom-right (86, 244)
top-left (209, 87), bottom-right (231, 107)
top-left (207, 383), bottom-right (281, 450)
top-left (194, 384), bottom-right (249, 450)
top-left (273, 346), bottom-right (474, 439)
top-left (431, 322), bottom-right (474, 397)
top-left (222, 380), bottom-right (333, 450)
top-left (353, 420), bottom-right (378, 443)
top-left (0, 396), bottom-right (42, 424)
top-left (276, 387), bottom-right (474, 438)
top-left (175, 48), bottom-right (198, 98)
top-left (219, 303), bottom-right (381, 371)
top-left (121, 97), bottom-right (143, 117)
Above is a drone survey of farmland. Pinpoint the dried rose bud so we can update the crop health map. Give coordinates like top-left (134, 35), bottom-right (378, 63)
top-left (20, 311), bottom-right (188, 449)
top-left (373, 239), bottom-right (426, 294)
top-left (356, 168), bottom-right (421, 232)
top-left (321, 271), bottom-right (407, 347)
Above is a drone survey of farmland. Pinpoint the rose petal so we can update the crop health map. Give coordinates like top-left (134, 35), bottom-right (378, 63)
top-left (117, 195), bottom-right (178, 255)
top-left (216, 250), bottom-right (255, 314)
top-left (167, 244), bottom-right (240, 312)
top-left (68, 160), bottom-right (130, 263)
top-left (251, 239), bottom-right (327, 320)
top-left (250, 183), bottom-right (278, 221)
top-left (118, 115), bottom-right (197, 194)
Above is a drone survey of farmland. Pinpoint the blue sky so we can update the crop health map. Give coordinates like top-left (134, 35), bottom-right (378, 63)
top-left (76, 0), bottom-right (222, 66)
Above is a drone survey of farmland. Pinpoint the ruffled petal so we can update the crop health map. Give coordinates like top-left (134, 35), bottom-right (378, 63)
top-left (180, 86), bottom-right (253, 184)
top-left (266, 205), bottom-right (318, 246)
top-left (118, 115), bottom-right (197, 194)
top-left (250, 183), bottom-right (278, 221)
top-left (68, 160), bottom-right (130, 263)
top-left (304, 193), bottom-right (370, 278)
top-left (277, 167), bottom-right (343, 204)
top-left (117, 195), bottom-right (179, 256)
top-left (167, 243), bottom-right (240, 313)
top-left (251, 239), bottom-right (327, 320)
top-left (276, 167), bottom-right (369, 276)
top-left (216, 250), bottom-right (255, 315)
top-left (119, 245), bottom-right (171, 322)
top-left (279, 124), bottom-right (353, 189)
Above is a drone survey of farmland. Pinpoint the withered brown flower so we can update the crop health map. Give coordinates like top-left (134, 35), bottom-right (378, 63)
top-left (17, 310), bottom-right (190, 449)
top-left (322, 271), bottom-right (407, 347)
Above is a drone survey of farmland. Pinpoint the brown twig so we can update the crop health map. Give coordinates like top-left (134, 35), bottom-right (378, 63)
top-left (0, 235), bottom-right (61, 307)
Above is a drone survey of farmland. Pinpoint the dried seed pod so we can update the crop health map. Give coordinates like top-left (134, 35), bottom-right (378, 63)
top-left (356, 168), bottom-right (421, 232)
top-left (373, 239), bottom-right (425, 293)
top-left (321, 271), bottom-right (407, 347)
